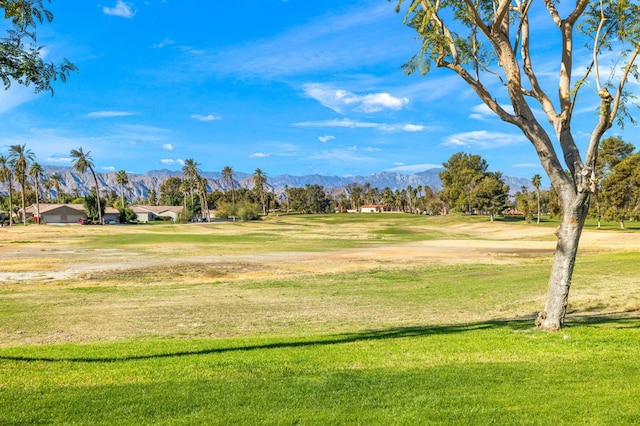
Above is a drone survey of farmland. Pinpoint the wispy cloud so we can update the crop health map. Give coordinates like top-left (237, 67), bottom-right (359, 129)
top-left (192, 3), bottom-right (414, 79)
top-left (160, 158), bottom-right (184, 166)
top-left (513, 162), bottom-right (542, 169)
top-left (442, 130), bottom-right (527, 149)
top-left (162, 144), bottom-right (174, 151)
top-left (86, 111), bottom-right (138, 118)
top-left (190, 114), bottom-right (222, 122)
top-left (295, 118), bottom-right (379, 129)
top-left (43, 155), bottom-right (73, 165)
top-left (385, 163), bottom-right (442, 173)
top-left (303, 83), bottom-right (409, 114)
top-left (318, 135), bottom-right (335, 143)
top-left (308, 146), bottom-right (376, 163)
top-left (250, 152), bottom-right (269, 158)
top-left (294, 118), bottom-right (427, 132)
top-left (0, 85), bottom-right (36, 115)
top-left (103, 1), bottom-right (135, 18)
top-left (152, 38), bottom-right (175, 49)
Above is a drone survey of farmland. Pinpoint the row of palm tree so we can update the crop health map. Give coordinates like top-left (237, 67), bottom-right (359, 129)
top-left (1, 144), bottom-right (102, 225)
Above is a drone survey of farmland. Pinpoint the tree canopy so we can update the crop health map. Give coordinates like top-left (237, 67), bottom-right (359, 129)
top-left (395, 0), bottom-right (640, 330)
top-left (0, 0), bottom-right (76, 93)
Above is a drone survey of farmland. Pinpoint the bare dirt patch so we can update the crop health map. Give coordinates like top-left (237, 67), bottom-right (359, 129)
top-left (1, 222), bottom-right (638, 284)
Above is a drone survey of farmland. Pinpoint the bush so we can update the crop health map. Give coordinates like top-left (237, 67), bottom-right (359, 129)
top-left (216, 200), bottom-right (260, 221)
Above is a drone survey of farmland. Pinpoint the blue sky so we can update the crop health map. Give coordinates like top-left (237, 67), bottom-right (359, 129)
top-left (0, 0), bottom-right (636, 180)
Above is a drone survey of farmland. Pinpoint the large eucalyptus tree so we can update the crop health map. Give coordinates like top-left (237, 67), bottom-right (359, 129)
top-left (396, 0), bottom-right (640, 330)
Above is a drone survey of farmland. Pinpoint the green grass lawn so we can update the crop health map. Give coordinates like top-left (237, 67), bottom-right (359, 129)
top-left (2, 320), bottom-right (639, 425)
top-left (1, 214), bottom-right (639, 424)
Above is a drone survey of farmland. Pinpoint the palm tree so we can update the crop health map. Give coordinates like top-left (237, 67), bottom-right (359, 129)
top-left (42, 176), bottom-right (53, 202)
top-left (70, 147), bottom-right (102, 224)
top-left (253, 168), bottom-right (268, 215)
top-left (182, 159), bottom-right (209, 221)
top-left (116, 169), bottom-right (129, 209)
top-left (29, 162), bottom-right (43, 224)
top-left (8, 144), bottom-right (35, 225)
top-left (531, 174), bottom-right (542, 224)
top-left (221, 165), bottom-right (235, 208)
top-left (50, 172), bottom-right (62, 202)
top-left (0, 155), bottom-right (15, 226)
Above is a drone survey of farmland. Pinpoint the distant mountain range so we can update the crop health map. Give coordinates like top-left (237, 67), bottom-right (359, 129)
top-left (0, 166), bottom-right (533, 200)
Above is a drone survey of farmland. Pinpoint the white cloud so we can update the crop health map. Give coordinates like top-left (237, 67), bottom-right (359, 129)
top-left (191, 114), bottom-right (222, 122)
top-left (0, 85), bottom-right (36, 115)
top-left (162, 144), bottom-right (173, 151)
top-left (250, 152), bottom-right (269, 158)
top-left (303, 83), bottom-right (409, 114)
top-left (101, 166), bottom-right (116, 172)
top-left (198, 3), bottom-right (413, 79)
top-left (401, 124), bottom-right (426, 132)
top-left (468, 104), bottom-right (494, 121)
top-left (160, 158), bottom-right (184, 166)
top-left (295, 118), bottom-right (427, 133)
top-left (152, 38), bottom-right (175, 49)
top-left (103, 1), bottom-right (135, 18)
top-left (468, 103), bottom-right (514, 121)
top-left (513, 163), bottom-right (542, 168)
top-left (318, 135), bottom-right (335, 143)
top-left (385, 163), bottom-right (442, 173)
top-left (308, 147), bottom-right (375, 163)
top-left (295, 118), bottom-right (379, 128)
top-left (442, 130), bottom-right (528, 149)
top-left (86, 111), bottom-right (137, 118)
top-left (44, 156), bottom-right (73, 164)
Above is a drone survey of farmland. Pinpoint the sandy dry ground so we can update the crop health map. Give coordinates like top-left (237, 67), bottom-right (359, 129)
top-left (1, 222), bottom-right (638, 284)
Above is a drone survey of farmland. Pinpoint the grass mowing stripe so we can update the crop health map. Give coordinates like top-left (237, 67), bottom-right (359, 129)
top-left (1, 322), bottom-right (639, 424)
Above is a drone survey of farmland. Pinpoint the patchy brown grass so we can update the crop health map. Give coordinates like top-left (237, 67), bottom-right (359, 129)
top-left (1, 217), bottom-right (639, 347)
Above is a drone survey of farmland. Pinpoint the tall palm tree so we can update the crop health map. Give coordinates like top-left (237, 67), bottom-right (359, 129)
top-left (70, 147), bottom-right (102, 224)
top-left (50, 172), bottom-right (62, 202)
top-left (182, 159), bottom-right (209, 221)
top-left (253, 168), bottom-right (268, 215)
top-left (221, 165), bottom-right (235, 208)
top-left (531, 173), bottom-right (542, 224)
top-left (0, 155), bottom-right (14, 226)
top-left (42, 176), bottom-right (53, 202)
top-left (116, 169), bottom-right (129, 209)
top-left (8, 144), bottom-right (35, 225)
top-left (29, 162), bottom-right (43, 224)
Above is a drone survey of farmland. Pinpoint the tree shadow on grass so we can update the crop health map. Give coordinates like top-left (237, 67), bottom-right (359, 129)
top-left (1, 314), bottom-right (638, 364)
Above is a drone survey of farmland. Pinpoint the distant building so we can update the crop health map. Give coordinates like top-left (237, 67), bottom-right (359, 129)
top-left (21, 203), bottom-right (120, 224)
top-left (130, 205), bottom-right (184, 222)
top-left (360, 204), bottom-right (384, 213)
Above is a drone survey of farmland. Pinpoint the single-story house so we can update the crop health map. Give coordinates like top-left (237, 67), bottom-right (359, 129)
top-left (131, 205), bottom-right (184, 222)
top-left (24, 203), bottom-right (87, 224)
top-left (22, 203), bottom-right (121, 224)
top-left (103, 207), bottom-right (121, 224)
top-left (360, 204), bottom-right (384, 213)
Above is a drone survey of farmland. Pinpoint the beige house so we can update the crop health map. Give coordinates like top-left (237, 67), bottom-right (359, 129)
top-left (360, 204), bottom-right (384, 213)
top-left (22, 203), bottom-right (121, 224)
top-left (131, 205), bottom-right (184, 222)
top-left (24, 204), bottom-right (87, 224)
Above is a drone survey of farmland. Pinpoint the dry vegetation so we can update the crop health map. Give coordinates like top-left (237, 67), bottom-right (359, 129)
top-left (1, 216), bottom-right (638, 347)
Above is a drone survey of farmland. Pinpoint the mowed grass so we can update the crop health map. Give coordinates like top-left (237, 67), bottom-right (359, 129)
top-left (1, 213), bottom-right (639, 424)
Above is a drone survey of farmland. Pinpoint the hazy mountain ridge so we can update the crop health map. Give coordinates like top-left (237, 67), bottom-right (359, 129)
top-left (1, 166), bottom-right (533, 200)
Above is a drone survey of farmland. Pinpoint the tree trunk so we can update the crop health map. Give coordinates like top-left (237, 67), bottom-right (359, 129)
top-left (536, 205), bottom-right (587, 331)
